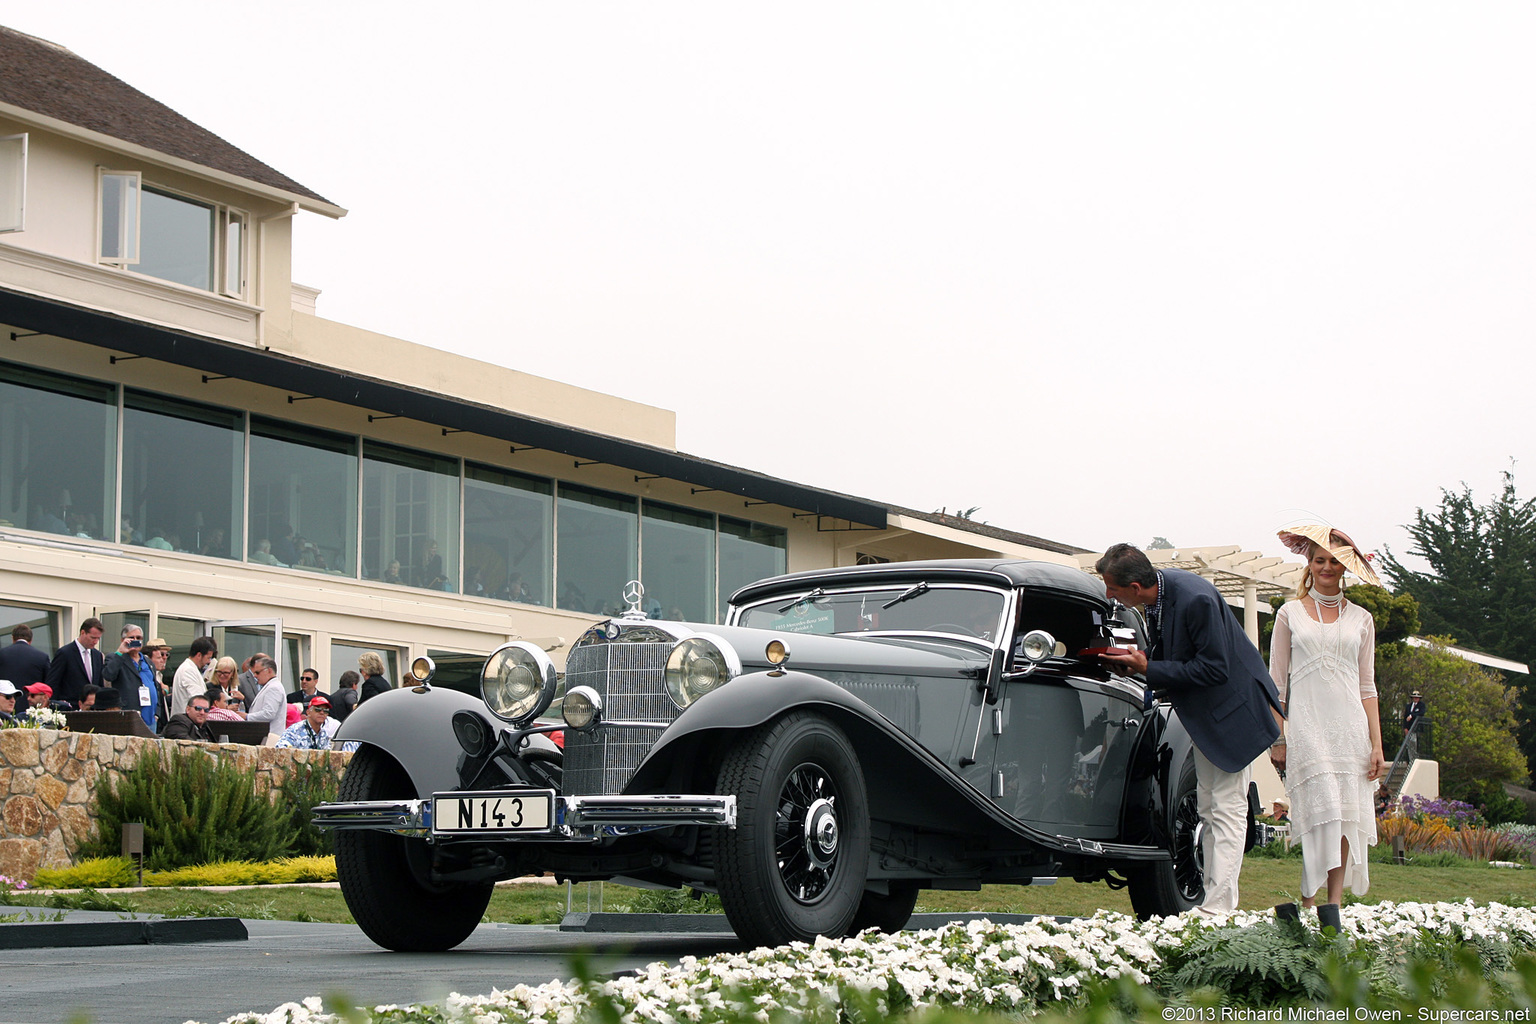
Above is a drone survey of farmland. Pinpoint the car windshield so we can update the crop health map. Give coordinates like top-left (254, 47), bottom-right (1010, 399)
top-left (735, 584), bottom-right (1007, 642)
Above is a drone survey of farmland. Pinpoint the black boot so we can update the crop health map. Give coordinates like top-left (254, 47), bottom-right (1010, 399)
top-left (1274, 903), bottom-right (1300, 921)
top-left (1317, 903), bottom-right (1342, 934)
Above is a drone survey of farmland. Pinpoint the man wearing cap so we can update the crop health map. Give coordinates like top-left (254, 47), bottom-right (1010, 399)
top-left (1402, 691), bottom-right (1426, 737)
top-left (275, 694), bottom-right (335, 749)
top-left (44, 617), bottom-right (105, 707)
top-left (162, 695), bottom-right (218, 742)
top-left (0, 625), bottom-right (51, 689)
top-left (0, 680), bottom-right (19, 723)
top-left (1095, 543), bottom-right (1283, 916)
top-left (171, 637), bottom-right (218, 717)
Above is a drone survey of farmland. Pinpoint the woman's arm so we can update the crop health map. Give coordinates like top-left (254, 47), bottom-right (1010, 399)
top-left (1359, 609), bottom-right (1385, 779)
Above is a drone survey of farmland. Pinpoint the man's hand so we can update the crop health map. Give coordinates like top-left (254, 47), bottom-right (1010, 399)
top-left (1099, 648), bottom-right (1148, 677)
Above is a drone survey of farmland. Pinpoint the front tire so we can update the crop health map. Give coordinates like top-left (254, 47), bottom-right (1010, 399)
top-left (334, 746), bottom-right (493, 951)
top-left (716, 713), bottom-right (870, 947)
top-left (1127, 755), bottom-right (1203, 918)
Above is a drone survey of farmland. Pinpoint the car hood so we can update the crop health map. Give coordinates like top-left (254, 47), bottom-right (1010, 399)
top-left (691, 623), bottom-right (990, 678)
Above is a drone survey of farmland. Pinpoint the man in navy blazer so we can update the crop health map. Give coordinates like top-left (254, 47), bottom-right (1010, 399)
top-left (0, 624), bottom-right (52, 688)
top-left (44, 617), bottom-right (106, 707)
top-left (1096, 544), bottom-right (1282, 915)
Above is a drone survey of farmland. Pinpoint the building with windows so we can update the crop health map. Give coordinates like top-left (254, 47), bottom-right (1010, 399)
top-left (0, 24), bottom-right (1081, 695)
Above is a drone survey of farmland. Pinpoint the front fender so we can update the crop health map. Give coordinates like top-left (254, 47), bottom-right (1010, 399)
top-left (334, 686), bottom-right (539, 797)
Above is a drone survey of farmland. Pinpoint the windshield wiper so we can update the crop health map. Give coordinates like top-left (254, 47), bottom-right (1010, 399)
top-left (881, 582), bottom-right (929, 610)
top-left (777, 587), bottom-right (826, 614)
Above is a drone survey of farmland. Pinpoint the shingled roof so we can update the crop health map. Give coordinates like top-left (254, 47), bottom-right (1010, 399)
top-left (0, 25), bottom-right (337, 211)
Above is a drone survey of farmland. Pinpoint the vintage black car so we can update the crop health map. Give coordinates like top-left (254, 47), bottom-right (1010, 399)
top-left (315, 559), bottom-right (1210, 951)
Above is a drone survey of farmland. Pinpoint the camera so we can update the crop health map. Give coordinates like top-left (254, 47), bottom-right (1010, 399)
top-left (126, 638), bottom-right (142, 649)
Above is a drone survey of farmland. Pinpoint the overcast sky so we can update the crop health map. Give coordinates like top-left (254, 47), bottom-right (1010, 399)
top-left (11, 3), bottom-right (1534, 571)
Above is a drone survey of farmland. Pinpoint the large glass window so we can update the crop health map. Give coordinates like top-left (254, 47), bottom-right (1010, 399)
top-left (122, 391), bottom-right (243, 558)
top-left (642, 501), bottom-right (715, 622)
top-left (362, 442), bottom-right (459, 592)
top-left (464, 464), bottom-right (552, 604)
top-left (0, 362), bottom-right (116, 540)
top-left (0, 603), bottom-right (57, 654)
top-left (250, 417), bottom-right (358, 577)
top-left (138, 187), bottom-right (215, 291)
top-left (556, 485), bottom-right (637, 616)
top-left (718, 517), bottom-right (787, 620)
top-left (330, 640), bottom-right (400, 692)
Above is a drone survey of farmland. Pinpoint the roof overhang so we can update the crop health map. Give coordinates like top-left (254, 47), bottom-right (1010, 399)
top-left (0, 288), bottom-right (887, 528)
top-left (1078, 545), bottom-right (1304, 606)
top-left (1405, 637), bottom-right (1530, 675)
top-left (0, 101), bottom-right (347, 219)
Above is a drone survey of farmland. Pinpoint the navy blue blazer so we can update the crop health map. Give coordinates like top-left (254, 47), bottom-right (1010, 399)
top-left (0, 640), bottom-right (51, 688)
top-left (1144, 568), bottom-right (1283, 773)
top-left (44, 641), bottom-right (105, 707)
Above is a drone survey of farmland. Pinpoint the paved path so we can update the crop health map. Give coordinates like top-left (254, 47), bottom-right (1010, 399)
top-left (0, 911), bottom-right (747, 1024)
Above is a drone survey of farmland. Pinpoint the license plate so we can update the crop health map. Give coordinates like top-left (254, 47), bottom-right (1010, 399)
top-left (432, 791), bottom-right (554, 834)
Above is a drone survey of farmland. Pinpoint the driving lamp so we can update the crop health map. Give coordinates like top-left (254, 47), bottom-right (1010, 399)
top-left (480, 642), bottom-right (558, 725)
top-left (409, 656), bottom-right (436, 686)
top-left (562, 685), bottom-right (602, 730)
top-left (1019, 630), bottom-right (1057, 664)
top-left (765, 639), bottom-right (790, 666)
top-left (665, 635), bottom-right (742, 709)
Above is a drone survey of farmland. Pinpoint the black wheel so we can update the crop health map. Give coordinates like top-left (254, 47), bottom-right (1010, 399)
top-left (716, 713), bottom-right (870, 947)
top-left (1127, 756), bottom-right (1204, 918)
top-left (334, 746), bottom-right (493, 951)
top-left (848, 885), bottom-right (919, 935)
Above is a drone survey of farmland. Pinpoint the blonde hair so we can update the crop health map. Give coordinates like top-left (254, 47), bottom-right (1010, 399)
top-left (207, 656), bottom-right (238, 683)
top-left (358, 651), bottom-right (387, 678)
top-left (1294, 541), bottom-right (1346, 601)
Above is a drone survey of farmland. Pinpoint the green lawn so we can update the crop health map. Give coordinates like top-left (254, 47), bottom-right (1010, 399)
top-left (5, 853), bottom-right (1530, 925)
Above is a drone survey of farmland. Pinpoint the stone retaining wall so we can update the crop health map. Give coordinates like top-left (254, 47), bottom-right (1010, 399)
top-left (0, 729), bottom-right (352, 881)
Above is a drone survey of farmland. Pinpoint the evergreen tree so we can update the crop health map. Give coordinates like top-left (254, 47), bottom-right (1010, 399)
top-left (1381, 470), bottom-right (1536, 774)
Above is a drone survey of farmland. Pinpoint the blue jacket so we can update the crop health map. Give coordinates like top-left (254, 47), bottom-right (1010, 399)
top-left (1144, 568), bottom-right (1283, 773)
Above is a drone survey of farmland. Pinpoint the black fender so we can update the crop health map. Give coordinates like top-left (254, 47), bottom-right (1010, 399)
top-left (629, 670), bottom-right (1167, 863)
top-left (335, 686), bottom-right (557, 797)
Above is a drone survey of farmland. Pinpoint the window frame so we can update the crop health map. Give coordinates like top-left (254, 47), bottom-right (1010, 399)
top-left (96, 171), bottom-right (250, 299)
top-left (98, 168), bottom-right (142, 266)
top-left (0, 133), bottom-right (26, 234)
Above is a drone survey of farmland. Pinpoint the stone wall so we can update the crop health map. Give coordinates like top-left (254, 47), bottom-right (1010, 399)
top-left (0, 729), bottom-right (352, 882)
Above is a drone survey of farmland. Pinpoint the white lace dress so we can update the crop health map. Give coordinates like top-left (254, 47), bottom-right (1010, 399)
top-left (1269, 599), bottom-right (1378, 899)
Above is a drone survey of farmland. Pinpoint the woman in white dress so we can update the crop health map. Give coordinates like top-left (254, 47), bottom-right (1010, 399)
top-left (1268, 526), bottom-right (1385, 928)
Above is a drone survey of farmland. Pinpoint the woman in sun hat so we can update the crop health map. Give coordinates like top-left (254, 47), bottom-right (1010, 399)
top-left (1267, 524), bottom-right (1385, 932)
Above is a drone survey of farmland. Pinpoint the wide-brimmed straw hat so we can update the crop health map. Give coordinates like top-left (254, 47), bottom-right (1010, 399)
top-left (1277, 523), bottom-right (1383, 588)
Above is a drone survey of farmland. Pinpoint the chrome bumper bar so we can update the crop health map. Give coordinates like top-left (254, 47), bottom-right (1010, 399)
top-left (313, 793), bottom-right (736, 836)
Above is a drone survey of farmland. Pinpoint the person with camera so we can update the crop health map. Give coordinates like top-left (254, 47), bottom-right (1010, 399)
top-left (102, 624), bottom-right (158, 727)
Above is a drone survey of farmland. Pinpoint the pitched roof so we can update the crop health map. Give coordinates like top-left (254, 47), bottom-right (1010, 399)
top-left (0, 25), bottom-right (336, 210)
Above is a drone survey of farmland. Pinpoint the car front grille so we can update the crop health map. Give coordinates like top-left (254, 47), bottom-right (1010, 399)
top-left (561, 637), bottom-right (679, 796)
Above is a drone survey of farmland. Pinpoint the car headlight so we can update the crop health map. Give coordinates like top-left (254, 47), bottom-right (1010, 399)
top-left (563, 685), bottom-right (602, 730)
top-left (480, 641), bottom-right (558, 725)
top-left (665, 634), bottom-right (742, 709)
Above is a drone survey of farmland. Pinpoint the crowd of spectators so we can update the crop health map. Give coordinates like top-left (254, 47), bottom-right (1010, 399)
top-left (0, 621), bottom-right (385, 750)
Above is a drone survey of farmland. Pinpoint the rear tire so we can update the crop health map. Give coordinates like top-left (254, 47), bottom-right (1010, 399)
top-left (1127, 755), bottom-right (1203, 918)
top-left (334, 746), bottom-right (493, 951)
top-left (716, 713), bottom-right (870, 947)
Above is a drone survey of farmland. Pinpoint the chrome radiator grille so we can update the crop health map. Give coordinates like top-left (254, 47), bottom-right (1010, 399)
top-left (561, 638), bottom-right (679, 796)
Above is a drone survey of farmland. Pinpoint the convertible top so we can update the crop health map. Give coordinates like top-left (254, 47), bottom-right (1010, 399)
top-left (729, 558), bottom-right (1109, 609)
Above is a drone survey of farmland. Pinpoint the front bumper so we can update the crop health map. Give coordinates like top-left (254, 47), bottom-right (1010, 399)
top-left (313, 792), bottom-right (737, 839)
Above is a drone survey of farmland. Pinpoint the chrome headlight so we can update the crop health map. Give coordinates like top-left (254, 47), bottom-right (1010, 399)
top-left (665, 634), bottom-right (742, 709)
top-left (408, 656), bottom-right (436, 686)
top-left (1019, 630), bottom-right (1057, 664)
top-left (480, 641), bottom-right (558, 725)
top-left (563, 685), bottom-right (602, 730)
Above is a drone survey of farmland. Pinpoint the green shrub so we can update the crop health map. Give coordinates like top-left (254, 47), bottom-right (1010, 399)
top-left (616, 886), bottom-right (725, 914)
top-left (145, 856), bottom-right (335, 887)
top-left (32, 857), bottom-right (136, 890)
top-left (45, 887), bottom-right (134, 912)
top-left (82, 747), bottom-right (298, 871)
top-left (281, 760), bottom-right (342, 857)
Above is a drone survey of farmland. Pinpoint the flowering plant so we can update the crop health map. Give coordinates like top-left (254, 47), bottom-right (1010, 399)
top-left (1391, 795), bottom-right (1484, 829)
top-left (190, 900), bottom-right (1536, 1024)
top-left (4, 706), bottom-right (70, 731)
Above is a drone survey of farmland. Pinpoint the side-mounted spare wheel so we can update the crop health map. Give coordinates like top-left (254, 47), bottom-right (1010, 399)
top-left (715, 712), bottom-right (871, 947)
top-left (1127, 754), bottom-right (1204, 918)
top-left (334, 745), bottom-right (494, 951)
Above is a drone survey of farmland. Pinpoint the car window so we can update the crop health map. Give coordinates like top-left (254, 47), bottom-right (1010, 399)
top-left (736, 585), bottom-right (1007, 641)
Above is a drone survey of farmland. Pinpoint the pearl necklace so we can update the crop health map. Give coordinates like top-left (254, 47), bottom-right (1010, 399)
top-left (1309, 586), bottom-right (1343, 610)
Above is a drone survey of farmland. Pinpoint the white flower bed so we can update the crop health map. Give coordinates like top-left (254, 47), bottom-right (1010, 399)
top-left (195, 901), bottom-right (1536, 1024)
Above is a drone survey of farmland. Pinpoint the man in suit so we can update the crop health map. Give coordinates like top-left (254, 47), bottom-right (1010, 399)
top-left (44, 617), bottom-right (106, 707)
top-left (1095, 544), bottom-right (1283, 915)
top-left (0, 624), bottom-right (51, 688)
